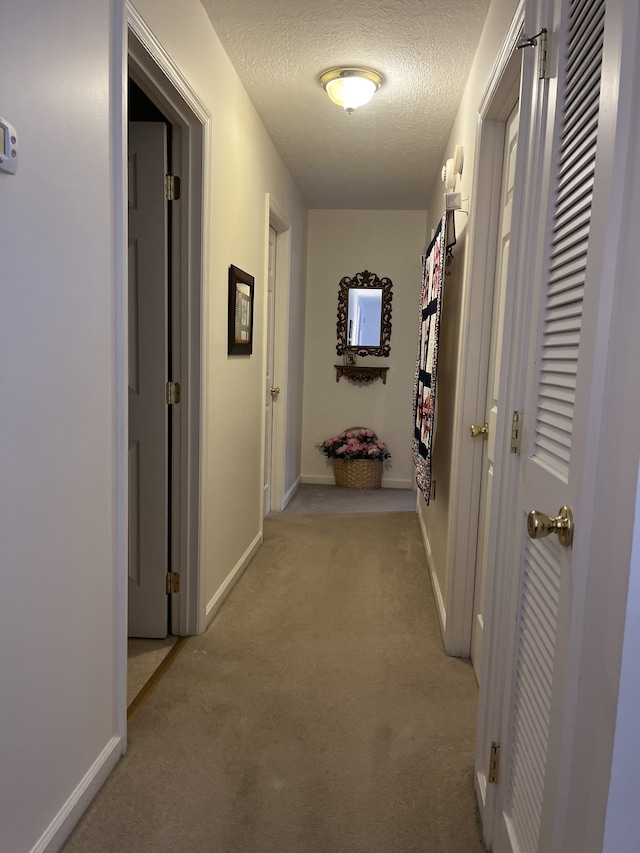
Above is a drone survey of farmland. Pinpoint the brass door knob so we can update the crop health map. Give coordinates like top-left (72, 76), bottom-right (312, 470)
top-left (270, 386), bottom-right (280, 395)
top-left (527, 506), bottom-right (573, 548)
top-left (470, 422), bottom-right (488, 439)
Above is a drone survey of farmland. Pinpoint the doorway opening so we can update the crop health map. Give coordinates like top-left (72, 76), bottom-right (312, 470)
top-left (470, 95), bottom-right (520, 684)
top-left (425, 6), bottom-right (528, 845)
top-left (127, 78), bottom-right (178, 700)
top-left (127, 78), bottom-right (173, 643)
top-left (263, 225), bottom-right (277, 517)
top-left (122, 7), bottom-right (210, 716)
top-left (264, 200), bottom-right (293, 513)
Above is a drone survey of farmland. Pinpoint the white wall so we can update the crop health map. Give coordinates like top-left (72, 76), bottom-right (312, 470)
top-left (417, 0), bottom-right (520, 617)
top-left (301, 210), bottom-right (427, 489)
top-left (132, 0), bottom-right (307, 611)
top-left (0, 1), bottom-right (123, 850)
top-left (0, 0), bottom-right (308, 848)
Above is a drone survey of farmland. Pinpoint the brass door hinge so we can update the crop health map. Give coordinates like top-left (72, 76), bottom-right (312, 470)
top-left (511, 411), bottom-right (522, 455)
top-left (166, 381), bottom-right (181, 405)
top-left (488, 741), bottom-right (501, 784)
top-left (165, 175), bottom-right (181, 201)
top-left (166, 572), bottom-right (180, 594)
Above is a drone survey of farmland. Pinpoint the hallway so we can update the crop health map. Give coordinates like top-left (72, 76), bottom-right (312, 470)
top-left (64, 510), bottom-right (483, 852)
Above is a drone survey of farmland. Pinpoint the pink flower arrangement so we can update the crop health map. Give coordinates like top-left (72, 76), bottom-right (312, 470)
top-left (318, 428), bottom-right (391, 461)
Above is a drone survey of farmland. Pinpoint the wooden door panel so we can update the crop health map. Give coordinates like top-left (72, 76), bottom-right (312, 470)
top-left (472, 101), bottom-right (519, 679)
top-left (494, 1), bottom-right (605, 849)
top-left (128, 121), bottom-right (168, 639)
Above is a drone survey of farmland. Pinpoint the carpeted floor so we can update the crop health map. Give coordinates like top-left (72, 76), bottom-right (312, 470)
top-left (279, 483), bottom-right (417, 515)
top-left (64, 512), bottom-right (485, 853)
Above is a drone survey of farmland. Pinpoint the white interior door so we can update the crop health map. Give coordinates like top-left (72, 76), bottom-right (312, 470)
top-left (492, 1), bottom-right (606, 850)
top-left (471, 100), bottom-right (520, 682)
top-left (263, 226), bottom-right (277, 516)
top-left (128, 121), bottom-right (169, 638)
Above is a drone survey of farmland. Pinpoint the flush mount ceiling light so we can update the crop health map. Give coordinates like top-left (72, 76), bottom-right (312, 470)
top-left (320, 67), bottom-right (383, 113)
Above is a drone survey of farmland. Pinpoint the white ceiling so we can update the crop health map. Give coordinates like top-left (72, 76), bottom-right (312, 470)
top-left (200, 0), bottom-right (491, 210)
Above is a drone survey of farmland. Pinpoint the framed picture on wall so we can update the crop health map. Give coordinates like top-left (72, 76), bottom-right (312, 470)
top-left (228, 264), bottom-right (254, 355)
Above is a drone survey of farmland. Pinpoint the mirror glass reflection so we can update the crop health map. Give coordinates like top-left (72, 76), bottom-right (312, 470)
top-left (347, 288), bottom-right (383, 347)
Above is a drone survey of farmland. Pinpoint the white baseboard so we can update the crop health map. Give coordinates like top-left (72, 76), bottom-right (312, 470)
top-left (282, 476), bottom-right (301, 510)
top-left (381, 477), bottom-right (414, 490)
top-left (205, 530), bottom-right (263, 626)
top-left (33, 735), bottom-right (122, 853)
top-left (301, 474), bottom-right (335, 485)
top-left (301, 474), bottom-right (415, 490)
top-left (417, 503), bottom-right (447, 635)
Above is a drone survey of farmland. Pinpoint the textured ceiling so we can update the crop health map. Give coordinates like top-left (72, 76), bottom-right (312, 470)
top-left (200, 0), bottom-right (491, 209)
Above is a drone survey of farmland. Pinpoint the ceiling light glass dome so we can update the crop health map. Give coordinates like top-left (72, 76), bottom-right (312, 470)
top-left (320, 68), bottom-right (383, 113)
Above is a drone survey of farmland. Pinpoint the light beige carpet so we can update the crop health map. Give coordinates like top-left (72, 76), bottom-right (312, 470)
top-left (279, 483), bottom-right (417, 515)
top-left (64, 513), bottom-right (485, 853)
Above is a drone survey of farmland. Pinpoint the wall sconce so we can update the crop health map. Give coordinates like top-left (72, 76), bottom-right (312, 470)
top-left (441, 145), bottom-right (465, 190)
top-left (320, 67), bottom-right (383, 114)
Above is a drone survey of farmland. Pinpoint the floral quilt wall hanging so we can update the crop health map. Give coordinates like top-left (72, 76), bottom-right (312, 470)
top-left (412, 212), bottom-right (449, 504)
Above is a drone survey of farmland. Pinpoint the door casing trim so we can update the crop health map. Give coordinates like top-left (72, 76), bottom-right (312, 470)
top-left (440, 0), bottom-right (527, 660)
top-left (127, 2), bottom-right (209, 636)
top-left (116, 4), bottom-right (210, 734)
top-left (264, 195), bottom-right (292, 514)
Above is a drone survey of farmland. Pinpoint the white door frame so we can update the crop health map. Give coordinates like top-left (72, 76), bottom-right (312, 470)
top-left (472, 0), bottom-right (565, 840)
top-left (441, 0), bottom-right (527, 659)
top-left (116, 4), bottom-right (210, 724)
top-left (263, 195), bottom-right (292, 513)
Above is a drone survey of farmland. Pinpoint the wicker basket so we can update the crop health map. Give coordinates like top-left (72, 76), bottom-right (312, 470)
top-left (333, 458), bottom-right (383, 490)
top-left (332, 427), bottom-right (383, 490)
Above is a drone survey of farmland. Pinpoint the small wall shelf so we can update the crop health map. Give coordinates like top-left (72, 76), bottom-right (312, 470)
top-left (334, 365), bottom-right (389, 385)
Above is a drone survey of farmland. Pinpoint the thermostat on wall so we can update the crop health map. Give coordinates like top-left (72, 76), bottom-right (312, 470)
top-left (0, 118), bottom-right (18, 174)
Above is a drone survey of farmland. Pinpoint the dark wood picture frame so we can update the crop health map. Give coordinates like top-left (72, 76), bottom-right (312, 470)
top-left (228, 265), bottom-right (255, 355)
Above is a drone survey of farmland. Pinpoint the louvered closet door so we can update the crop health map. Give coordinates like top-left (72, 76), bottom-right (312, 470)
top-left (494, 0), bottom-right (605, 851)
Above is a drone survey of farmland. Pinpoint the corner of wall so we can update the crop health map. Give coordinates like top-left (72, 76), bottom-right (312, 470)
top-left (417, 496), bottom-right (447, 637)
